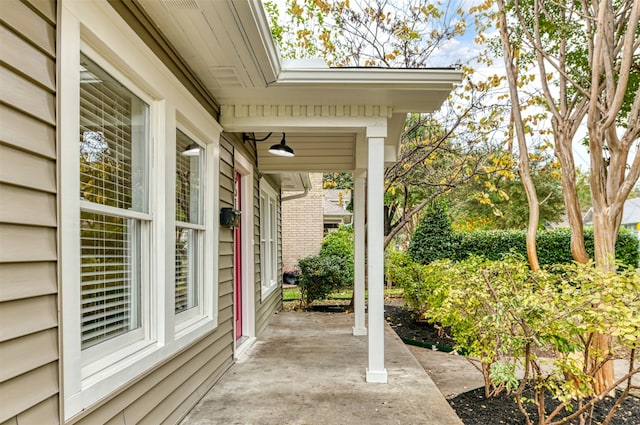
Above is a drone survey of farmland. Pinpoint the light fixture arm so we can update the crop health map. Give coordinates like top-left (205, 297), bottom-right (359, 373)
top-left (242, 132), bottom-right (273, 144)
top-left (242, 132), bottom-right (295, 157)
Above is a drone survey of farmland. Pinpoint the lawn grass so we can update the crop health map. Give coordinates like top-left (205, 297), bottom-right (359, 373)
top-left (283, 286), bottom-right (403, 302)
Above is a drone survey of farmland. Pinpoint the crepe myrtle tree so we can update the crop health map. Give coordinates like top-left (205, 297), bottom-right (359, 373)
top-left (483, 0), bottom-right (640, 392)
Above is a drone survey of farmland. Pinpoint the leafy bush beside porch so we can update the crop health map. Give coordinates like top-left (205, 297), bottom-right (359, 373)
top-left (393, 253), bottom-right (640, 424)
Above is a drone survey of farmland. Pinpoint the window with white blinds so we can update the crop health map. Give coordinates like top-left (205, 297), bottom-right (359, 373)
top-left (79, 54), bottom-right (149, 350)
top-left (175, 129), bottom-right (204, 316)
top-left (260, 181), bottom-right (278, 298)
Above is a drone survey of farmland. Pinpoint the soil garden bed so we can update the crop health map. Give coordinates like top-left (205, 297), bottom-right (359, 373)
top-left (383, 300), bottom-right (640, 425)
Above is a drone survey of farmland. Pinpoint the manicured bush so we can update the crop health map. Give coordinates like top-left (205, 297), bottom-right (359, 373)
top-left (408, 201), bottom-right (459, 265)
top-left (297, 254), bottom-right (349, 307)
top-left (319, 225), bottom-right (354, 286)
top-left (454, 227), bottom-right (639, 267)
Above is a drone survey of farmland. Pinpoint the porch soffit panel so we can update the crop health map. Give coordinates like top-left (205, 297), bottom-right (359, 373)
top-left (255, 132), bottom-right (357, 173)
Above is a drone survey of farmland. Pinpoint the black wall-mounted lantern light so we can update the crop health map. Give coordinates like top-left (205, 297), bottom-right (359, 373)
top-left (220, 207), bottom-right (241, 228)
top-left (243, 132), bottom-right (295, 157)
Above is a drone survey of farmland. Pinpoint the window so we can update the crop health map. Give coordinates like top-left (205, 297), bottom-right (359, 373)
top-left (79, 54), bottom-right (150, 357)
top-left (60, 6), bottom-right (221, 416)
top-left (175, 129), bottom-right (205, 318)
top-left (260, 180), bottom-right (279, 298)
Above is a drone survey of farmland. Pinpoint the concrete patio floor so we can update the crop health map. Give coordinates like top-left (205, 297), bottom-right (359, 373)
top-left (180, 311), bottom-right (463, 425)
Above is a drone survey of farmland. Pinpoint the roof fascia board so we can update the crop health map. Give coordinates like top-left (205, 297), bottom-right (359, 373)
top-left (239, 1), bottom-right (463, 91)
top-left (233, 0), bottom-right (282, 84)
top-left (274, 68), bottom-right (463, 90)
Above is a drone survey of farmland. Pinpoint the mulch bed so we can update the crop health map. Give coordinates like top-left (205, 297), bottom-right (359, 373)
top-left (384, 300), bottom-right (640, 425)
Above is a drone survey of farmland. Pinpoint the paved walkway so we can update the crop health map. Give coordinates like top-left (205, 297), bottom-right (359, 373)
top-left (180, 311), bottom-right (463, 425)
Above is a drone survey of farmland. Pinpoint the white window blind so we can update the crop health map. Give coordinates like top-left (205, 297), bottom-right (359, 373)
top-left (260, 181), bottom-right (278, 297)
top-left (79, 54), bottom-right (149, 350)
top-left (175, 129), bottom-right (204, 315)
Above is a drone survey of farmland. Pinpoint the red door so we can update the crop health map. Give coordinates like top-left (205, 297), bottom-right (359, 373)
top-left (234, 172), bottom-right (242, 340)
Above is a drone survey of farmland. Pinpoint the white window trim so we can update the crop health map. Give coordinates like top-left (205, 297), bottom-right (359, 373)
top-left (233, 152), bottom-right (256, 356)
top-left (174, 125), bottom-right (216, 334)
top-left (59, 2), bottom-right (220, 419)
top-left (260, 179), bottom-right (279, 299)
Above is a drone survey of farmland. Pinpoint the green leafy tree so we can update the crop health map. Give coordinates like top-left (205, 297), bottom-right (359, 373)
top-left (408, 201), bottom-right (457, 265)
top-left (265, 1), bottom-right (514, 250)
top-left (449, 152), bottom-right (565, 230)
top-left (488, 0), bottom-right (640, 393)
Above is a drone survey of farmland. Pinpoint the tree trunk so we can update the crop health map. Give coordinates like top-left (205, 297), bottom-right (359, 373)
top-left (553, 127), bottom-right (589, 264)
top-left (496, 1), bottom-right (540, 271)
top-left (590, 210), bottom-right (617, 393)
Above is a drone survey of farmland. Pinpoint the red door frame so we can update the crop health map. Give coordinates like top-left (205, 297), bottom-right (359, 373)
top-left (234, 172), bottom-right (242, 340)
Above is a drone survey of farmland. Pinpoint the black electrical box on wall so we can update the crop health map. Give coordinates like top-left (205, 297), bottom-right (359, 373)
top-left (220, 207), bottom-right (241, 228)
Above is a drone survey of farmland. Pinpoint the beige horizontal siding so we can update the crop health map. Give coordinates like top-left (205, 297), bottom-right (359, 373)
top-left (218, 267), bottom-right (233, 283)
top-left (0, 0), bottom-right (55, 56)
top-left (256, 288), bottom-right (281, 337)
top-left (0, 144), bottom-right (56, 193)
top-left (0, 262), bottom-right (56, 302)
top-left (155, 353), bottom-right (232, 425)
top-left (0, 328), bottom-right (58, 381)
top-left (69, 322), bottom-right (234, 425)
top-left (0, 224), bottom-right (56, 263)
top-left (0, 295), bottom-right (57, 342)
top-left (0, 362), bottom-right (58, 422)
top-left (127, 334), bottom-right (233, 424)
top-left (24, 0), bottom-right (56, 24)
top-left (0, 104), bottom-right (56, 159)
top-left (219, 160), bottom-right (233, 180)
top-left (0, 2), bottom-right (58, 423)
top-left (13, 395), bottom-right (59, 425)
top-left (0, 25), bottom-right (55, 91)
top-left (218, 254), bottom-right (233, 270)
top-left (0, 66), bottom-right (55, 125)
top-left (0, 184), bottom-right (56, 227)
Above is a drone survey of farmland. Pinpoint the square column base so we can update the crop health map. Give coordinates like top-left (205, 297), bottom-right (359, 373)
top-left (352, 326), bottom-right (367, 336)
top-left (366, 368), bottom-right (388, 383)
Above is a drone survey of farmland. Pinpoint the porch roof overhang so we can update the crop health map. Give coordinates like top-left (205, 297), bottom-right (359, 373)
top-left (137, 0), bottom-right (463, 173)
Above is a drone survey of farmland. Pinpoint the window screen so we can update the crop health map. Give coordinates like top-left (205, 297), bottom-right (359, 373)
top-left (175, 129), bottom-right (204, 314)
top-left (79, 54), bottom-right (149, 349)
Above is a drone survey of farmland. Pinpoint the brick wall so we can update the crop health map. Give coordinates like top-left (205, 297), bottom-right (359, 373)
top-left (281, 173), bottom-right (324, 270)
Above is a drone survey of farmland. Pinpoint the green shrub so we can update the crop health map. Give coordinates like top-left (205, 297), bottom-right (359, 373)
top-left (384, 249), bottom-right (412, 287)
top-left (385, 250), bottom-right (433, 314)
top-left (319, 225), bottom-right (354, 286)
top-left (454, 227), bottom-right (639, 267)
top-left (404, 256), bottom-right (640, 423)
top-left (408, 201), bottom-right (459, 265)
top-left (297, 255), bottom-right (350, 307)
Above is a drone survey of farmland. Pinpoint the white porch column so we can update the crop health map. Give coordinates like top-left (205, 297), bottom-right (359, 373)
top-left (352, 170), bottom-right (367, 336)
top-left (366, 130), bottom-right (388, 383)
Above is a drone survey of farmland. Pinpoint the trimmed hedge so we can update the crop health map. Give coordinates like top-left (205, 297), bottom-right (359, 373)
top-left (452, 227), bottom-right (639, 268)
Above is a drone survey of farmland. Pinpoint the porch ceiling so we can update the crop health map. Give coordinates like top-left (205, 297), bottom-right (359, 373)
top-left (252, 132), bottom-right (356, 173)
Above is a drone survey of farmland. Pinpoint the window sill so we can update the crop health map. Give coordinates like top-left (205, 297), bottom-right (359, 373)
top-left (261, 282), bottom-right (278, 301)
